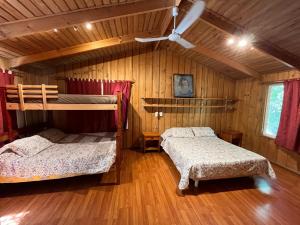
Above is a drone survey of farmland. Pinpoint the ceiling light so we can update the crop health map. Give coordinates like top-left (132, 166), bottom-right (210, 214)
top-left (73, 26), bottom-right (78, 31)
top-left (85, 22), bottom-right (92, 30)
top-left (237, 38), bottom-right (249, 48)
top-left (226, 38), bottom-right (235, 46)
top-left (53, 28), bottom-right (58, 33)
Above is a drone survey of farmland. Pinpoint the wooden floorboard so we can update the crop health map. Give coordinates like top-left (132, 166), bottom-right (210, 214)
top-left (1, 149), bottom-right (300, 225)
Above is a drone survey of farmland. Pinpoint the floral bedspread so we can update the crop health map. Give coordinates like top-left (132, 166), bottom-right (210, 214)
top-left (0, 133), bottom-right (116, 179)
top-left (161, 137), bottom-right (276, 190)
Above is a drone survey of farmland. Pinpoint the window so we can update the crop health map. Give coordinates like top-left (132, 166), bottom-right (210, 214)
top-left (263, 83), bottom-right (284, 138)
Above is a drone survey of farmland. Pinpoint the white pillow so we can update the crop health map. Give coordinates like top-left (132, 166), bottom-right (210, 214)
top-left (161, 127), bottom-right (194, 139)
top-left (0, 135), bottom-right (54, 157)
top-left (192, 127), bottom-right (216, 137)
top-left (38, 128), bottom-right (66, 142)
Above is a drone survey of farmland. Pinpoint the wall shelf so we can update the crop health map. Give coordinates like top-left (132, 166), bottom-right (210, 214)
top-left (141, 97), bottom-right (237, 110)
top-left (141, 97), bottom-right (238, 101)
top-left (143, 104), bottom-right (229, 109)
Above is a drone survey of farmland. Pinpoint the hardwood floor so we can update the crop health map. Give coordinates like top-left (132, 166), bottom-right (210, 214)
top-left (1, 149), bottom-right (300, 225)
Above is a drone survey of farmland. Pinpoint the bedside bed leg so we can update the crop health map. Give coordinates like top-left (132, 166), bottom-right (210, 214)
top-left (176, 187), bottom-right (185, 196)
top-left (194, 180), bottom-right (199, 188)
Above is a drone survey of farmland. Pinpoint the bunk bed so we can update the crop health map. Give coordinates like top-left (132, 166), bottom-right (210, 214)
top-left (0, 84), bottom-right (123, 184)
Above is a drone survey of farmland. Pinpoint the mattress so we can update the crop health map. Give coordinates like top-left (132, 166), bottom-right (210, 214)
top-left (8, 94), bottom-right (117, 104)
top-left (161, 136), bottom-right (276, 190)
top-left (58, 132), bottom-right (116, 143)
top-left (0, 132), bottom-right (116, 180)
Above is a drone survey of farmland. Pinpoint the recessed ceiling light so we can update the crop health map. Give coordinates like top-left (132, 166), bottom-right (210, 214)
top-left (53, 28), bottom-right (58, 33)
top-left (85, 22), bottom-right (92, 30)
top-left (73, 26), bottom-right (78, 31)
top-left (237, 38), bottom-right (249, 48)
top-left (226, 38), bottom-right (235, 46)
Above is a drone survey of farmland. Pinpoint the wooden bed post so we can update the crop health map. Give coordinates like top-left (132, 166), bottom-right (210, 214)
top-left (116, 91), bottom-right (123, 185)
top-left (17, 84), bottom-right (25, 111)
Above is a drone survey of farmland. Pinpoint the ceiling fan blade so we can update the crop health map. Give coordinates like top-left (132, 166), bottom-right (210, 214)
top-left (175, 38), bottom-right (195, 49)
top-left (175, 0), bottom-right (205, 35)
top-left (135, 37), bottom-right (169, 43)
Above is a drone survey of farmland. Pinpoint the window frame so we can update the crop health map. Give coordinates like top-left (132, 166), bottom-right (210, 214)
top-left (262, 83), bottom-right (284, 139)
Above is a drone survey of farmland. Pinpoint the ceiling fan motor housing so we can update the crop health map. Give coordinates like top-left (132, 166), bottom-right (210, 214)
top-left (172, 7), bottom-right (178, 17)
top-left (169, 32), bottom-right (180, 41)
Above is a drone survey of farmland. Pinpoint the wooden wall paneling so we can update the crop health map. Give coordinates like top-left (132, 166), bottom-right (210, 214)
top-left (145, 50), bottom-right (153, 133)
top-left (233, 70), bottom-right (300, 173)
top-left (213, 72), bottom-right (219, 130)
top-left (183, 57), bottom-right (191, 127)
top-left (204, 67), bottom-right (210, 127)
top-left (0, 57), bottom-right (8, 69)
top-left (19, 49), bottom-right (237, 149)
top-left (176, 54), bottom-right (185, 127)
top-left (211, 72), bottom-right (218, 131)
top-left (152, 50), bottom-right (160, 132)
top-left (158, 49), bottom-right (166, 134)
top-left (224, 75), bottom-right (232, 130)
top-left (206, 67), bottom-right (213, 128)
top-left (132, 48), bottom-right (140, 147)
top-left (216, 73), bottom-right (223, 133)
top-left (221, 73), bottom-right (229, 131)
top-left (189, 60), bottom-right (197, 127)
top-left (125, 51), bottom-right (133, 148)
top-left (164, 51), bottom-right (173, 130)
top-left (13, 68), bottom-right (51, 127)
top-left (139, 49), bottom-right (146, 139)
top-left (197, 65), bottom-right (204, 126)
top-left (170, 53), bottom-right (178, 128)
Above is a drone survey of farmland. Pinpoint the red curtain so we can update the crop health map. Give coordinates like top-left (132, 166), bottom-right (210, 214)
top-left (275, 80), bottom-right (300, 153)
top-left (0, 70), bottom-right (14, 135)
top-left (66, 78), bottom-right (131, 133)
top-left (102, 80), bottom-right (131, 128)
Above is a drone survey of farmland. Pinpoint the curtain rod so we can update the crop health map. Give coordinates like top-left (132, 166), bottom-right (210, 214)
top-left (54, 76), bottom-right (135, 84)
top-left (261, 77), bottom-right (300, 84)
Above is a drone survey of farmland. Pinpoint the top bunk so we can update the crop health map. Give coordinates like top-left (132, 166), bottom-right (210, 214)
top-left (5, 84), bottom-right (121, 111)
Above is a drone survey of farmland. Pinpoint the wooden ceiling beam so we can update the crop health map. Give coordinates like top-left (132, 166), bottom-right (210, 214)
top-left (154, 0), bottom-right (182, 50)
top-left (8, 31), bottom-right (159, 68)
top-left (0, 0), bottom-right (174, 40)
top-left (193, 44), bottom-right (260, 78)
top-left (200, 9), bottom-right (300, 69)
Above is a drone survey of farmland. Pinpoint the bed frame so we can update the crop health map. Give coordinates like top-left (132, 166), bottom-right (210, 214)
top-left (1, 84), bottom-right (123, 185)
top-left (6, 84), bottom-right (118, 111)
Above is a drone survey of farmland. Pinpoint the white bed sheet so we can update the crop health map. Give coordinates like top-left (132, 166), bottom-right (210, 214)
top-left (161, 136), bottom-right (276, 190)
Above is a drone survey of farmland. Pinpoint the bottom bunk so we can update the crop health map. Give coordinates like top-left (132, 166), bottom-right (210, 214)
top-left (0, 129), bottom-right (121, 184)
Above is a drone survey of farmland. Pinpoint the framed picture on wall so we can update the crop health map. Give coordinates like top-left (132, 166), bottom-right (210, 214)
top-left (173, 74), bottom-right (194, 98)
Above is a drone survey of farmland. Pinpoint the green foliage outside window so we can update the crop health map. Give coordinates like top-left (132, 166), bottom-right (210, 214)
top-left (263, 84), bottom-right (284, 138)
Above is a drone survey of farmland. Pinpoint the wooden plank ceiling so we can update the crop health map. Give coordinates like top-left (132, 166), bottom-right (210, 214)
top-left (0, 0), bottom-right (299, 79)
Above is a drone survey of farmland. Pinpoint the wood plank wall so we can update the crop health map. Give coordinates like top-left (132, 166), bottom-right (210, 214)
top-left (233, 70), bottom-right (300, 173)
top-left (43, 48), bottom-right (236, 148)
top-left (13, 67), bottom-right (50, 128)
top-left (0, 57), bottom-right (8, 70)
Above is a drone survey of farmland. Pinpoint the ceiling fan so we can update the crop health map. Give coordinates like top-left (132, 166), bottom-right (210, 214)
top-left (135, 0), bottom-right (205, 49)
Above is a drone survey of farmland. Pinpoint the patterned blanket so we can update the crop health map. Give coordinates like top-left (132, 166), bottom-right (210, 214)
top-left (0, 132), bottom-right (116, 180)
top-left (161, 136), bottom-right (276, 190)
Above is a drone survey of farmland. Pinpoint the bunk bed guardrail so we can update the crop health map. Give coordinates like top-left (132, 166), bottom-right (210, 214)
top-left (3, 84), bottom-right (123, 185)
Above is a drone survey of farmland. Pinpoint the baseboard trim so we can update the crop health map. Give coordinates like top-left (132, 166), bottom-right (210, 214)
top-left (269, 159), bottom-right (300, 176)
